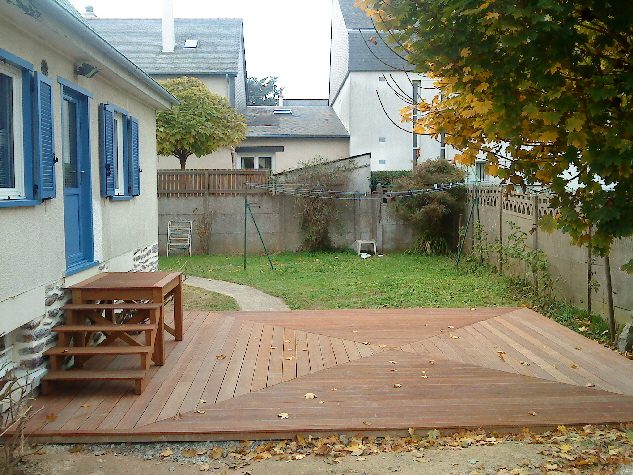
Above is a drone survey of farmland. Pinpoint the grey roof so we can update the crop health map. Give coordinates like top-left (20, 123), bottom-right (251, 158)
top-left (348, 30), bottom-right (411, 72)
top-left (86, 18), bottom-right (244, 75)
top-left (244, 106), bottom-right (349, 138)
top-left (338, 0), bottom-right (374, 29)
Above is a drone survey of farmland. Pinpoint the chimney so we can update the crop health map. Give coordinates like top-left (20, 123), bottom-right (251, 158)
top-left (83, 5), bottom-right (97, 18)
top-left (278, 92), bottom-right (284, 107)
top-left (162, 0), bottom-right (175, 53)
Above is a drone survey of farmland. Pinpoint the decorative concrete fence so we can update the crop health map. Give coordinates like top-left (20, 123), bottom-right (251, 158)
top-left (465, 185), bottom-right (632, 323)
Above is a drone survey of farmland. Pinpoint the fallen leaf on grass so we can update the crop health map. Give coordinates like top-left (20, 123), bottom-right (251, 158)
top-left (278, 412), bottom-right (289, 419)
top-left (182, 448), bottom-right (198, 458)
top-left (161, 448), bottom-right (173, 457)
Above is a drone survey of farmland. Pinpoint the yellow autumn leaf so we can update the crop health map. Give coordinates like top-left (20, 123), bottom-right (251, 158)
top-left (182, 448), bottom-right (198, 458)
top-left (161, 447), bottom-right (174, 457)
top-left (535, 169), bottom-right (552, 183)
top-left (460, 47), bottom-right (471, 57)
top-left (304, 392), bottom-right (317, 399)
top-left (474, 82), bottom-right (490, 92)
top-left (539, 130), bottom-right (558, 143)
top-left (485, 12), bottom-right (500, 19)
top-left (209, 447), bottom-right (224, 459)
top-left (566, 115), bottom-right (584, 132)
top-left (278, 412), bottom-right (289, 419)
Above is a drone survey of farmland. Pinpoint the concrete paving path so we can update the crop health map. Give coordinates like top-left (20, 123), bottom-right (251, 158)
top-left (183, 275), bottom-right (290, 312)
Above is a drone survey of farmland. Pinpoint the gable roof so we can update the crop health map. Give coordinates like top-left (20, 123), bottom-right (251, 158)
top-left (86, 18), bottom-right (244, 76)
top-left (348, 30), bottom-right (410, 72)
top-left (245, 106), bottom-right (349, 138)
top-left (338, 0), bottom-right (374, 29)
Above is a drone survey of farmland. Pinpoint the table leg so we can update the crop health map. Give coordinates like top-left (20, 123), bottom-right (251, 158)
top-left (152, 289), bottom-right (165, 366)
top-left (173, 275), bottom-right (183, 341)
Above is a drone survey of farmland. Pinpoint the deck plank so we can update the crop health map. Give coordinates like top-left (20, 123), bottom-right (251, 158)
top-left (20, 307), bottom-right (633, 443)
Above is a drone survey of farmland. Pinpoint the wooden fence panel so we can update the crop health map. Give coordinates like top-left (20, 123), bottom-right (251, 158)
top-left (157, 169), bottom-right (269, 196)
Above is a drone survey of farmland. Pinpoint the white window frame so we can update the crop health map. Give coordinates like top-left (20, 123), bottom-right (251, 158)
top-left (239, 154), bottom-right (274, 171)
top-left (0, 62), bottom-right (24, 199)
top-left (113, 112), bottom-right (126, 196)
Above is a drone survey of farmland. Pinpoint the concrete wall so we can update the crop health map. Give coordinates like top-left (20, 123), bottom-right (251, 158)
top-left (158, 193), bottom-right (414, 255)
top-left (465, 186), bottom-right (633, 324)
top-left (0, 2), bottom-right (165, 380)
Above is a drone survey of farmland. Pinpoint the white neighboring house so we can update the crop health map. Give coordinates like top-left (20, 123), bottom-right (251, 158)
top-left (0, 0), bottom-right (177, 385)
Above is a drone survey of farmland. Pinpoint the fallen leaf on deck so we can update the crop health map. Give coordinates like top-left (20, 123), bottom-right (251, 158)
top-left (520, 361), bottom-right (531, 366)
top-left (528, 411), bottom-right (538, 416)
top-left (363, 421), bottom-right (372, 426)
top-left (304, 392), bottom-right (317, 399)
top-left (45, 413), bottom-right (57, 422)
top-left (161, 448), bottom-right (173, 457)
top-left (421, 374), bottom-right (428, 379)
top-left (378, 344), bottom-right (387, 348)
top-left (362, 342), bottom-right (370, 345)
top-left (270, 346), bottom-right (277, 349)
top-left (575, 346), bottom-right (582, 350)
top-left (352, 330), bottom-right (358, 333)
top-left (80, 404), bottom-right (90, 408)
top-left (429, 360), bottom-right (435, 364)
top-left (470, 308), bottom-right (477, 311)
top-left (331, 388), bottom-right (338, 391)
top-left (285, 356), bottom-right (295, 360)
top-left (198, 399), bottom-right (206, 404)
top-left (215, 355), bottom-right (226, 360)
top-left (194, 409), bottom-right (206, 414)
top-left (393, 383), bottom-right (402, 388)
top-left (284, 339), bottom-right (291, 343)
top-left (585, 383), bottom-right (595, 387)
top-left (448, 326), bottom-right (455, 329)
top-left (390, 369), bottom-right (398, 372)
top-left (450, 334), bottom-right (460, 339)
top-left (389, 360), bottom-right (398, 364)
top-left (278, 412), bottom-right (289, 419)
top-left (173, 413), bottom-right (183, 420)
top-left (182, 448), bottom-right (197, 457)
top-left (571, 364), bottom-right (578, 369)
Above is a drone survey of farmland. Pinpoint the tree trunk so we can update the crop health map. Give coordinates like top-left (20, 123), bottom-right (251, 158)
top-left (604, 254), bottom-right (616, 345)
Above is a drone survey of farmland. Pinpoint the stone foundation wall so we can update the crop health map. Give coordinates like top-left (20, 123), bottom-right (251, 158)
top-left (133, 242), bottom-right (159, 272)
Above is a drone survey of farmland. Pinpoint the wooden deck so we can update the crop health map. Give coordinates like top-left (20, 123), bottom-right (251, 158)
top-left (23, 307), bottom-right (633, 442)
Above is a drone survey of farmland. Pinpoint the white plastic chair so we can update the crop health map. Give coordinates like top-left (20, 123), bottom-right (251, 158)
top-left (167, 220), bottom-right (193, 256)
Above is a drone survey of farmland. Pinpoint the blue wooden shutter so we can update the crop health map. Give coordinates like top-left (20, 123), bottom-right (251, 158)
top-left (100, 103), bottom-right (115, 197)
top-left (34, 72), bottom-right (56, 199)
top-left (129, 116), bottom-right (140, 196)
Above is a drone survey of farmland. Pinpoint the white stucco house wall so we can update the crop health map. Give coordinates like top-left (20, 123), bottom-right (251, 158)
top-left (0, 0), bottom-right (177, 384)
top-left (330, 0), bottom-right (456, 172)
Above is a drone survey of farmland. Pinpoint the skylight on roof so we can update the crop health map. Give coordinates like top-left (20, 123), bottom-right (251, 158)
top-left (184, 39), bottom-right (199, 48)
top-left (273, 109), bottom-right (292, 114)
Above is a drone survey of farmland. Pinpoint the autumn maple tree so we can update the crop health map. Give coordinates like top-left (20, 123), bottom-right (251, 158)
top-left (358, 0), bottom-right (633, 271)
top-left (157, 76), bottom-right (247, 169)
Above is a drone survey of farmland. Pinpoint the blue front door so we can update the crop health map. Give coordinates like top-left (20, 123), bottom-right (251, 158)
top-left (62, 88), bottom-right (94, 273)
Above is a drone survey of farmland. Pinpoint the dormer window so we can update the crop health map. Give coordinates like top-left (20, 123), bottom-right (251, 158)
top-left (184, 39), bottom-right (199, 48)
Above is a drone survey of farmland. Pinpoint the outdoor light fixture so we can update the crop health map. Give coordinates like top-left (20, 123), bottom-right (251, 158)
top-left (75, 62), bottom-right (99, 78)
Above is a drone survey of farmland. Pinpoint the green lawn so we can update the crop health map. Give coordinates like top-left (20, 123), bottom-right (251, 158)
top-left (161, 251), bottom-right (611, 343)
top-left (161, 251), bottom-right (524, 310)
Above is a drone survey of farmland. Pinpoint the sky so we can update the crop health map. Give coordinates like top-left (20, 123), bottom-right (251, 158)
top-left (68, 0), bottom-right (333, 99)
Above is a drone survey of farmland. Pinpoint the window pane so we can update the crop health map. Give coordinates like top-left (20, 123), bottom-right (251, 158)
top-left (0, 73), bottom-right (15, 188)
top-left (63, 99), bottom-right (79, 188)
top-left (241, 156), bottom-right (254, 169)
top-left (259, 156), bottom-right (272, 169)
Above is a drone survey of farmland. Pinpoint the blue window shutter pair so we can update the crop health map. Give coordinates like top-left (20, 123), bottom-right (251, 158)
top-left (34, 72), bottom-right (56, 200)
top-left (100, 104), bottom-right (140, 198)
